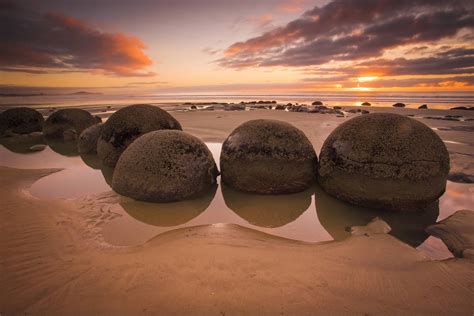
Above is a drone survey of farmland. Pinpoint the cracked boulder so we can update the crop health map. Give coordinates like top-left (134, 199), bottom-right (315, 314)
top-left (43, 108), bottom-right (96, 139)
top-left (220, 119), bottom-right (317, 194)
top-left (112, 130), bottom-right (218, 202)
top-left (318, 113), bottom-right (449, 211)
top-left (0, 107), bottom-right (44, 135)
top-left (97, 104), bottom-right (182, 167)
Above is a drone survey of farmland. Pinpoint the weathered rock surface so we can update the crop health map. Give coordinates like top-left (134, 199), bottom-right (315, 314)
top-left (78, 123), bottom-right (103, 154)
top-left (0, 107), bottom-right (44, 135)
top-left (318, 113), bottom-right (450, 211)
top-left (97, 104), bottom-right (182, 167)
top-left (112, 130), bottom-right (218, 202)
top-left (220, 119), bottom-right (318, 194)
top-left (43, 109), bottom-right (96, 139)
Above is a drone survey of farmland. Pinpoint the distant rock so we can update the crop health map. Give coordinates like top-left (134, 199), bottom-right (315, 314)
top-left (361, 110), bottom-right (370, 114)
top-left (0, 107), bottom-right (44, 136)
top-left (97, 104), bottom-right (182, 167)
top-left (220, 119), bottom-right (317, 194)
top-left (43, 108), bottom-right (96, 140)
top-left (224, 104), bottom-right (246, 111)
top-left (361, 102), bottom-right (371, 106)
top-left (312, 101), bottom-right (323, 106)
top-left (318, 113), bottom-right (450, 211)
top-left (29, 144), bottom-right (47, 152)
top-left (426, 210), bottom-right (474, 258)
top-left (94, 116), bottom-right (102, 123)
top-left (418, 104), bottom-right (428, 109)
top-left (333, 106), bottom-right (342, 110)
top-left (190, 105), bottom-right (197, 110)
top-left (275, 104), bottom-right (286, 110)
top-left (450, 106), bottom-right (474, 111)
top-left (63, 129), bottom-right (78, 141)
top-left (112, 130), bottom-right (218, 202)
top-left (78, 123), bottom-right (103, 154)
top-left (393, 103), bottom-right (406, 108)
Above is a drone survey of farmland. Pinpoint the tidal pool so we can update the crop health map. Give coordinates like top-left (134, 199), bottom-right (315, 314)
top-left (2, 140), bottom-right (472, 260)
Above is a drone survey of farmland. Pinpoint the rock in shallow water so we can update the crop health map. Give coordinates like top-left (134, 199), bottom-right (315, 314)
top-left (43, 109), bottom-right (96, 139)
top-left (318, 113), bottom-right (450, 211)
top-left (112, 130), bottom-right (218, 202)
top-left (78, 123), bottom-right (103, 154)
top-left (220, 119), bottom-right (317, 194)
top-left (97, 104), bottom-right (182, 167)
top-left (0, 107), bottom-right (44, 135)
top-left (426, 210), bottom-right (474, 258)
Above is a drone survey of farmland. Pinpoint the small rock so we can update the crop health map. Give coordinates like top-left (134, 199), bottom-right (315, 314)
top-left (393, 103), bottom-right (406, 108)
top-left (361, 102), bottom-right (371, 106)
top-left (312, 101), bottom-right (323, 106)
top-left (419, 104), bottom-right (428, 109)
top-left (29, 144), bottom-right (47, 152)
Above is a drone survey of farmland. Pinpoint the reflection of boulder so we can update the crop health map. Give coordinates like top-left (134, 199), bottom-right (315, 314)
top-left (120, 184), bottom-right (217, 227)
top-left (222, 183), bottom-right (313, 228)
top-left (80, 153), bottom-right (102, 169)
top-left (46, 138), bottom-right (79, 156)
top-left (314, 185), bottom-right (439, 247)
top-left (0, 133), bottom-right (46, 154)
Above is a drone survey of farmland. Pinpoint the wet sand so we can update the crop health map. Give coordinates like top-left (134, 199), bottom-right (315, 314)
top-left (1, 107), bottom-right (474, 314)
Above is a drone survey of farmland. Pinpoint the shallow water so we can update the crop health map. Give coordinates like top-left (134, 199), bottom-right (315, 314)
top-left (1, 141), bottom-right (472, 260)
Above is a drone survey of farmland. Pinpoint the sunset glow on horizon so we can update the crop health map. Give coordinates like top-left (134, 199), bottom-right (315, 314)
top-left (1, 0), bottom-right (473, 95)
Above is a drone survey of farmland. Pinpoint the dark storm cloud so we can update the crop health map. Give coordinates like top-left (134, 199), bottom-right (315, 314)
top-left (0, 1), bottom-right (154, 76)
top-left (218, 0), bottom-right (474, 71)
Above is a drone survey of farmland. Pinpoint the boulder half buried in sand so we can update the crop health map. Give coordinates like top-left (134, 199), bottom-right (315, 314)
top-left (426, 210), bottom-right (474, 258)
top-left (97, 104), bottom-right (182, 167)
top-left (0, 107), bottom-right (44, 135)
top-left (112, 130), bottom-right (218, 202)
top-left (318, 113), bottom-right (449, 211)
top-left (220, 119), bottom-right (317, 194)
top-left (43, 109), bottom-right (96, 139)
top-left (78, 123), bottom-right (103, 154)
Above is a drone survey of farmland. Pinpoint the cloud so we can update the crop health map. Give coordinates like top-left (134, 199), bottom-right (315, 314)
top-left (0, 1), bottom-right (154, 77)
top-left (218, 0), bottom-right (474, 72)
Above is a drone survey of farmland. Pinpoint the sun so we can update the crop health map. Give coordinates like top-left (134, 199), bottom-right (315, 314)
top-left (358, 76), bottom-right (378, 82)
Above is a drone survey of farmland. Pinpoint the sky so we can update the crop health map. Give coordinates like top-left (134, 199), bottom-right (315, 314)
top-left (1, 0), bottom-right (473, 94)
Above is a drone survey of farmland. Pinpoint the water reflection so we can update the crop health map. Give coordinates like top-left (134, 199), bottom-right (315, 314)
top-left (120, 184), bottom-right (217, 226)
top-left (314, 185), bottom-right (439, 247)
top-left (46, 138), bottom-right (79, 156)
top-left (222, 183), bottom-right (313, 228)
top-left (0, 134), bottom-right (46, 154)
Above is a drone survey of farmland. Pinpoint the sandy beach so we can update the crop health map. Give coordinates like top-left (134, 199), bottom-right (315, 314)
top-left (1, 106), bottom-right (473, 314)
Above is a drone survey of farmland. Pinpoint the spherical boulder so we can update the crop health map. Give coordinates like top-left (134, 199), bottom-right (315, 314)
top-left (78, 123), bottom-right (103, 154)
top-left (0, 107), bottom-right (44, 135)
top-left (112, 130), bottom-right (218, 202)
top-left (97, 104), bottom-right (182, 167)
top-left (43, 109), bottom-right (96, 139)
top-left (318, 113), bottom-right (450, 211)
top-left (220, 119), bottom-right (317, 194)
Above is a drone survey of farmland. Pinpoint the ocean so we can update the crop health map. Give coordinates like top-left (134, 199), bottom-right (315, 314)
top-left (0, 92), bottom-right (473, 110)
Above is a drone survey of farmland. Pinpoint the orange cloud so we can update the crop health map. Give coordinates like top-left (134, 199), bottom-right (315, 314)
top-left (0, 3), bottom-right (154, 77)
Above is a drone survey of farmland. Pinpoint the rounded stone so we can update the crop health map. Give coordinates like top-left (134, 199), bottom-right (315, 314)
top-left (97, 104), bottom-right (182, 167)
top-left (78, 123), bottom-right (103, 154)
top-left (112, 130), bottom-right (218, 202)
top-left (0, 107), bottom-right (44, 135)
top-left (43, 109), bottom-right (96, 139)
top-left (220, 119), bottom-right (318, 194)
top-left (318, 113), bottom-right (450, 211)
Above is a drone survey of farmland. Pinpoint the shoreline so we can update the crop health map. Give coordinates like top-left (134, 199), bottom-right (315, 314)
top-left (1, 166), bottom-right (473, 314)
